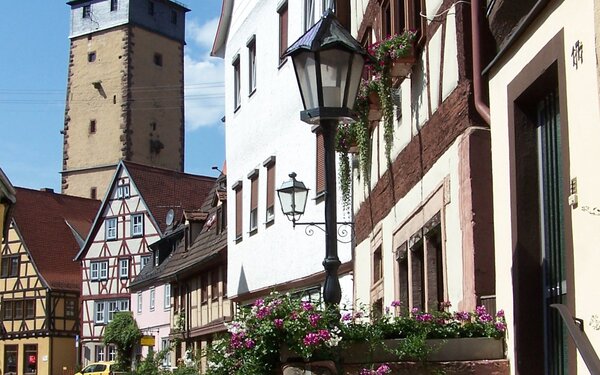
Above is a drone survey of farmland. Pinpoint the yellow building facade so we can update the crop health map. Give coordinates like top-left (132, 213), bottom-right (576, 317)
top-left (0, 188), bottom-right (99, 375)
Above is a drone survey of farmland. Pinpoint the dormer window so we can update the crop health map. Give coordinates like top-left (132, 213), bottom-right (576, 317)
top-left (83, 5), bottom-right (91, 18)
top-left (116, 184), bottom-right (130, 199)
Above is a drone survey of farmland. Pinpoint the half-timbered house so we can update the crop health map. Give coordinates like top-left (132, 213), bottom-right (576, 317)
top-left (131, 172), bottom-right (232, 371)
top-left (0, 187), bottom-right (99, 375)
top-left (74, 161), bottom-right (214, 366)
top-left (350, 0), bottom-right (495, 316)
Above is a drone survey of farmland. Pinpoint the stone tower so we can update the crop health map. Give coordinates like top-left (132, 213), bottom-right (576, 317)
top-left (62, 0), bottom-right (189, 199)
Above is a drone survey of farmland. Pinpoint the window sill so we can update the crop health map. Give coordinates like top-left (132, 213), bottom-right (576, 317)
top-left (235, 235), bottom-right (243, 244)
top-left (265, 217), bottom-right (275, 228)
top-left (314, 191), bottom-right (326, 204)
top-left (233, 105), bottom-right (241, 114)
top-left (248, 227), bottom-right (258, 236)
top-left (248, 88), bottom-right (257, 98)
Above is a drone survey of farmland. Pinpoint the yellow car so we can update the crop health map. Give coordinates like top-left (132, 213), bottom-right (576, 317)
top-left (75, 361), bottom-right (116, 375)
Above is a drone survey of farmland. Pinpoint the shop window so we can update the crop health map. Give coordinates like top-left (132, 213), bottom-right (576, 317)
top-left (4, 345), bottom-right (17, 375)
top-left (23, 345), bottom-right (37, 375)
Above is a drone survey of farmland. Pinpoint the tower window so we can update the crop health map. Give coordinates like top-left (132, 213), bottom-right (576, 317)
top-left (89, 120), bottom-right (96, 134)
top-left (88, 52), bottom-right (96, 63)
top-left (154, 53), bottom-right (163, 67)
top-left (83, 5), bottom-right (91, 18)
top-left (110, 0), bottom-right (118, 11)
top-left (171, 10), bottom-right (177, 24)
top-left (148, 1), bottom-right (155, 15)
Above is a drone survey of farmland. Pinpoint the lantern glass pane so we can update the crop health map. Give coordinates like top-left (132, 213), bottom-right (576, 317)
top-left (293, 51), bottom-right (319, 110)
top-left (345, 54), bottom-right (365, 110)
top-left (277, 189), bottom-right (294, 215)
top-left (319, 49), bottom-right (350, 108)
top-left (294, 187), bottom-right (309, 215)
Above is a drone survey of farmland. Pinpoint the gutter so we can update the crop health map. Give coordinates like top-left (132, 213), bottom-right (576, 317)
top-left (471, 0), bottom-right (490, 125)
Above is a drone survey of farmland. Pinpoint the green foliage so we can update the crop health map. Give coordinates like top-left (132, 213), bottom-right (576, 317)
top-left (103, 312), bottom-right (142, 371)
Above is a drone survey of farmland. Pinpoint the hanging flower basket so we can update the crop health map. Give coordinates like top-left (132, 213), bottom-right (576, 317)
top-left (367, 91), bottom-right (383, 121)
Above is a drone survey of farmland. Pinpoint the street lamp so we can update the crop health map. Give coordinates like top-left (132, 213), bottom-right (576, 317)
top-left (282, 10), bottom-right (367, 306)
top-left (277, 172), bottom-right (309, 226)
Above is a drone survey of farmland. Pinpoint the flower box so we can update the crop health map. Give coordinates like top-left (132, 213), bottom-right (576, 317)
top-left (390, 55), bottom-right (416, 78)
top-left (367, 91), bottom-right (382, 121)
top-left (341, 337), bottom-right (505, 364)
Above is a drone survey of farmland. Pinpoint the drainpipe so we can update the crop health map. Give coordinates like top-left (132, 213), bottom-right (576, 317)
top-left (471, 0), bottom-right (491, 125)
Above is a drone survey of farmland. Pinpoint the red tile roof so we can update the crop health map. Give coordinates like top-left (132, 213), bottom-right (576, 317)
top-left (10, 188), bottom-right (100, 292)
top-left (124, 162), bottom-right (216, 232)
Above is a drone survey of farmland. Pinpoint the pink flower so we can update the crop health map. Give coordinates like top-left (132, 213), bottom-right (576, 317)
top-left (309, 314), bottom-right (321, 327)
top-left (390, 300), bottom-right (402, 307)
top-left (455, 311), bottom-right (470, 321)
top-left (376, 364), bottom-right (391, 374)
top-left (301, 301), bottom-right (314, 311)
top-left (254, 298), bottom-right (264, 307)
top-left (303, 332), bottom-right (321, 346)
top-left (495, 321), bottom-right (507, 332)
top-left (478, 313), bottom-right (493, 323)
top-left (476, 305), bottom-right (487, 316)
top-left (274, 319), bottom-right (284, 329)
top-left (342, 313), bottom-right (352, 321)
top-left (496, 309), bottom-right (505, 318)
top-left (318, 329), bottom-right (330, 341)
top-left (244, 338), bottom-right (255, 349)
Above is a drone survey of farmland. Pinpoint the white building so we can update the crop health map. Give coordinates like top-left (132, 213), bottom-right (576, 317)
top-left (212, 0), bottom-right (354, 305)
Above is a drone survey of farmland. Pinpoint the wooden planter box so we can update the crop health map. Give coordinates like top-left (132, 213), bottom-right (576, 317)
top-left (390, 55), bottom-right (416, 78)
top-left (341, 337), bottom-right (505, 364)
top-left (367, 91), bottom-right (382, 121)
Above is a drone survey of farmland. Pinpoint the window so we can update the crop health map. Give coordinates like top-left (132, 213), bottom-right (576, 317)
top-left (233, 55), bottom-right (241, 110)
top-left (108, 301), bottom-right (119, 322)
top-left (278, 2), bottom-right (289, 65)
top-left (116, 184), bottom-right (130, 199)
top-left (3, 301), bottom-right (12, 319)
top-left (409, 0), bottom-right (426, 42)
top-left (233, 181), bottom-right (243, 240)
top-left (95, 301), bottom-right (105, 323)
top-left (90, 187), bottom-right (97, 200)
top-left (161, 339), bottom-right (171, 367)
top-left (25, 300), bottom-right (35, 319)
top-left (88, 52), bottom-right (96, 63)
top-left (131, 214), bottom-right (144, 237)
top-left (304, 0), bottom-right (316, 32)
top-left (23, 344), bottom-right (37, 375)
top-left (248, 169), bottom-right (259, 232)
top-left (4, 345), bottom-right (17, 375)
top-left (89, 119), bottom-right (96, 133)
top-left (248, 37), bottom-right (257, 94)
top-left (110, 0), bottom-right (118, 11)
top-left (171, 10), bottom-right (177, 24)
top-left (201, 274), bottom-right (208, 304)
top-left (148, 1), bottom-right (155, 15)
top-left (1, 255), bottom-right (19, 278)
top-left (154, 53), bottom-right (163, 67)
top-left (137, 292), bottom-right (142, 313)
top-left (315, 131), bottom-right (325, 195)
top-left (95, 345), bottom-right (105, 362)
top-left (83, 5), bottom-right (91, 18)
top-left (106, 218), bottom-right (117, 240)
top-left (150, 287), bottom-right (156, 311)
top-left (382, 0), bottom-right (392, 38)
top-left (264, 156), bottom-right (276, 223)
top-left (373, 246), bottom-right (383, 283)
top-left (119, 299), bottom-right (129, 312)
top-left (65, 298), bottom-right (76, 318)
top-left (394, 0), bottom-right (406, 34)
top-left (119, 258), bottom-right (129, 278)
top-left (90, 261), bottom-right (108, 281)
top-left (108, 345), bottom-right (117, 361)
top-left (393, 194), bottom-right (445, 312)
top-left (14, 300), bottom-right (23, 319)
top-left (164, 284), bottom-right (171, 309)
top-left (141, 255), bottom-right (151, 269)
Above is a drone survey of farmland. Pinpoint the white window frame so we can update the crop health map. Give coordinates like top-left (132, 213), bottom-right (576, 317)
top-left (119, 258), bottom-right (129, 279)
top-left (99, 261), bottom-right (108, 280)
top-left (137, 292), bottom-right (142, 313)
top-left (116, 184), bottom-right (130, 199)
top-left (108, 300), bottom-right (118, 322)
top-left (95, 301), bottom-right (105, 324)
top-left (91, 261), bottom-right (108, 281)
top-left (108, 345), bottom-right (117, 361)
top-left (233, 55), bottom-right (241, 110)
top-left (119, 299), bottom-right (129, 312)
top-left (161, 338), bottom-right (171, 367)
top-left (131, 214), bottom-right (144, 237)
top-left (141, 255), bottom-right (151, 269)
top-left (95, 345), bottom-right (105, 362)
top-left (106, 217), bottom-right (117, 240)
top-left (150, 287), bottom-right (156, 311)
top-left (248, 37), bottom-right (257, 94)
top-left (164, 284), bottom-right (171, 310)
top-left (249, 208), bottom-right (258, 231)
top-left (90, 262), bottom-right (99, 280)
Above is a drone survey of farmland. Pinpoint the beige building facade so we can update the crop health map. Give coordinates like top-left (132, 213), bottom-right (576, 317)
top-left (62, 0), bottom-right (188, 199)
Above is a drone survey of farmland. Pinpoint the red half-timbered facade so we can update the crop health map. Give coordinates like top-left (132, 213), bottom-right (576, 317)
top-left (75, 162), bottom-right (214, 366)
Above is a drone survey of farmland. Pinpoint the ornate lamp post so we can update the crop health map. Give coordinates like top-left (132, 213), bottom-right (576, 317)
top-left (281, 10), bottom-right (367, 305)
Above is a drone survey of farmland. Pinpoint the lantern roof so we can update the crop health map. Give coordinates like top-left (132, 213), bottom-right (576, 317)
top-left (284, 10), bottom-right (366, 57)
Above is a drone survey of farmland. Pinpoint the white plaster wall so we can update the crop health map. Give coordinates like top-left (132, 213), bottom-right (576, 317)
top-left (224, 0), bottom-right (352, 300)
top-left (70, 0), bottom-right (130, 38)
top-left (354, 137), bottom-right (464, 311)
top-left (488, 1), bottom-right (600, 373)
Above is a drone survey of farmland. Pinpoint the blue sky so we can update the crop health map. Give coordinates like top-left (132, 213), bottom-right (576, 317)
top-left (0, 1), bottom-right (225, 191)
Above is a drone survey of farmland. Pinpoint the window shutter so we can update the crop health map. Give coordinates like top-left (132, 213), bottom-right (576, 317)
top-left (266, 161), bottom-right (275, 210)
top-left (234, 182), bottom-right (243, 239)
top-left (279, 2), bottom-right (289, 63)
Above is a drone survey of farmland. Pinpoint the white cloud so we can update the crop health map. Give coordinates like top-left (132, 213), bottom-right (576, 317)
top-left (187, 17), bottom-right (220, 48)
top-left (184, 18), bottom-right (225, 131)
